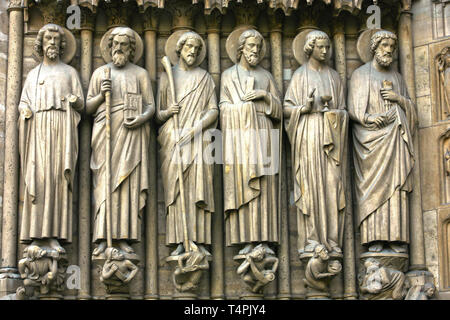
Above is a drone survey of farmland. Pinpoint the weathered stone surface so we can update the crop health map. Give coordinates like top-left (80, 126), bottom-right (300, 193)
top-left (423, 210), bottom-right (440, 290)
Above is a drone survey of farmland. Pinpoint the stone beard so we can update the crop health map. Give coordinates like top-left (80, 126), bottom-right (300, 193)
top-left (348, 38), bottom-right (417, 247)
top-left (18, 39), bottom-right (83, 244)
top-left (220, 41), bottom-right (282, 246)
top-left (284, 40), bottom-right (348, 254)
top-left (87, 61), bottom-right (154, 245)
top-left (157, 65), bottom-right (218, 247)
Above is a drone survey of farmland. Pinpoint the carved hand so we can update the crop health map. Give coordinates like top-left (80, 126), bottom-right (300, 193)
top-left (301, 88), bottom-right (316, 114)
top-left (242, 89), bottom-right (267, 102)
top-left (19, 105), bottom-right (33, 120)
top-left (167, 103), bottom-right (181, 116)
top-left (366, 113), bottom-right (391, 128)
top-left (124, 114), bottom-right (146, 129)
top-left (380, 88), bottom-right (400, 103)
top-left (100, 79), bottom-right (112, 98)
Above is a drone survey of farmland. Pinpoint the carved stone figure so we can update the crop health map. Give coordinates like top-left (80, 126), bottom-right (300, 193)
top-left (87, 27), bottom-right (155, 256)
top-left (100, 247), bottom-right (138, 294)
top-left (303, 244), bottom-right (341, 294)
top-left (157, 30), bottom-right (217, 294)
top-left (220, 28), bottom-right (281, 293)
top-left (220, 28), bottom-right (281, 246)
top-left (157, 31), bottom-right (217, 255)
top-left (360, 258), bottom-right (407, 300)
top-left (348, 30), bottom-right (417, 254)
top-left (234, 244), bottom-right (279, 294)
top-left (437, 47), bottom-right (450, 118)
top-left (16, 24), bottom-right (83, 298)
top-left (284, 30), bottom-right (348, 256)
top-left (171, 241), bottom-right (211, 293)
top-left (18, 24), bottom-right (83, 252)
top-left (16, 244), bottom-right (67, 299)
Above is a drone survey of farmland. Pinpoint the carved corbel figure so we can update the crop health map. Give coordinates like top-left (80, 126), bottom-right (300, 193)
top-left (16, 245), bottom-right (67, 299)
top-left (303, 244), bottom-right (341, 294)
top-left (360, 258), bottom-right (407, 300)
top-left (100, 248), bottom-right (138, 294)
top-left (235, 244), bottom-right (279, 294)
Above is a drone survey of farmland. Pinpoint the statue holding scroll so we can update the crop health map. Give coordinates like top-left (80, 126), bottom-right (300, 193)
top-left (87, 27), bottom-right (155, 256)
top-left (349, 30), bottom-right (417, 253)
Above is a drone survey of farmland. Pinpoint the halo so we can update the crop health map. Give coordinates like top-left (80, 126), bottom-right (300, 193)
top-left (292, 28), bottom-right (333, 66)
top-left (32, 27), bottom-right (77, 64)
top-left (225, 26), bottom-right (267, 64)
top-left (100, 27), bottom-right (144, 64)
top-left (164, 30), bottom-right (207, 68)
top-left (356, 28), bottom-right (382, 63)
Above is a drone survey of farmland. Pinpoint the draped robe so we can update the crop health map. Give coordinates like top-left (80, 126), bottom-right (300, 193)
top-left (19, 62), bottom-right (84, 243)
top-left (348, 62), bottom-right (417, 245)
top-left (157, 66), bottom-right (217, 245)
top-left (220, 64), bottom-right (282, 246)
top-left (284, 63), bottom-right (348, 253)
top-left (88, 63), bottom-right (153, 243)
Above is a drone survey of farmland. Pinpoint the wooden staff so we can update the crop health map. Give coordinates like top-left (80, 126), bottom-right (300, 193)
top-left (161, 56), bottom-right (191, 253)
top-left (104, 67), bottom-right (112, 248)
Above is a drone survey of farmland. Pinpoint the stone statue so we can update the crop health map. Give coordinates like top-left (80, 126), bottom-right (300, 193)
top-left (157, 30), bottom-right (217, 294)
top-left (100, 247), bottom-right (138, 294)
top-left (87, 27), bottom-right (155, 256)
top-left (157, 31), bottom-right (217, 255)
top-left (16, 245), bottom-right (66, 299)
top-left (348, 30), bottom-right (417, 254)
top-left (284, 30), bottom-right (348, 256)
top-left (360, 258), bottom-right (407, 300)
top-left (235, 244), bottom-right (279, 294)
top-left (220, 28), bottom-right (281, 295)
top-left (303, 244), bottom-right (341, 294)
top-left (18, 23), bottom-right (83, 251)
top-left (171, 241), bottom-right (211, 293)
top-left (17, 24), bottom-right (83, 298)
top-left (437, 46), bottom-right (450, 118)
top-left (220, 28), bottom-right (281, 247)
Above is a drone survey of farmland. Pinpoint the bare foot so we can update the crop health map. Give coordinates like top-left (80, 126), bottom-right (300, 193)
top-left (93, 241), bottom-right (107, 256)
top-left (119, 241), bottom-right (134, 254)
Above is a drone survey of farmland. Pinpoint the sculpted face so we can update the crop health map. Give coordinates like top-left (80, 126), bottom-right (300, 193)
top-left (311, 38), bottom-right (330, 63)
top-left (180, 38), bottom-right (201, 67)
top-left (319, 248), bottom-right (329, 261)
top-left (243, 36), bottom-right (262, 67)
top-left (375, 38), bottom-right (396, 67)
top-left (112, 34), bottom-right (131, 68)
top-left (43, 30), bottom-right (61, 60)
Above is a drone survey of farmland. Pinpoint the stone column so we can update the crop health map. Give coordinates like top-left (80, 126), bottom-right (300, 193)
top-left (143, 7), bottom-right (160, 300)
top-left (269, 9), bottom-right (291, 300)
top-left (78, 7), bottom-right (95, 300)
top-left (332, 16), bottom-right (347, 88)
top-left (0, 0), bottom-right (24, 296)
top-left (398, 1), bottom-right (426, 272)
top-left (206, 10), bottom-right (224, 300)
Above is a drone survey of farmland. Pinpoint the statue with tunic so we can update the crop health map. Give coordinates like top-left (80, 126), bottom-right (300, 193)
top-left (348, 30), bottom-right (417, 255)
top-left (284, 30), bottom-right (348, 257)
top-left (16, 24), bottom-right (84, 298)
top-left (157, 31), bottom-right (217, 294)
top-left (220, 28), bottom-right (281, 295)
top-left (87, 27), bottom-right (154, 292)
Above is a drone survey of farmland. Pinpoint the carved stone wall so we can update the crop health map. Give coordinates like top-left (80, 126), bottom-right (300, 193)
top-left (0, 0), bottom-right (448, 300)
top-left (413, 0), bottom-right (450, 299)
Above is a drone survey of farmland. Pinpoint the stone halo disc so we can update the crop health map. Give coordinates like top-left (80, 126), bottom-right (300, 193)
top-left (164, 30), bottom-right (207, 68)
top-left (225, 26), bottom-right (267, 64)
top-left (292, 28), bottom-right (333, 66)
top-left (100, 27), bottom-right (144, 64)
top-left (357, 28), bottom-right (382, 63)
top-left (32, 27), bottom-right (77, 64)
